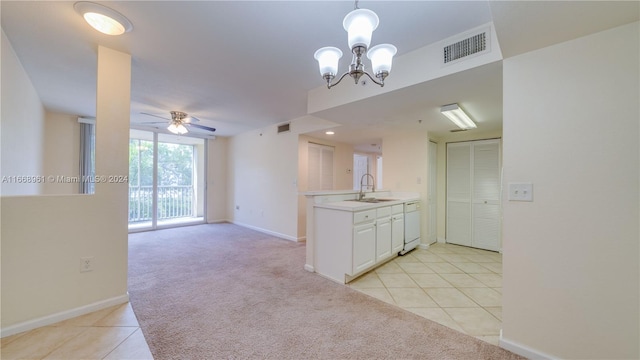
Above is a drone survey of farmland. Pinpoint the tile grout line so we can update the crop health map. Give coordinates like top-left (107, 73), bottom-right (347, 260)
top-left (100, 327), bottom-right (142, 360)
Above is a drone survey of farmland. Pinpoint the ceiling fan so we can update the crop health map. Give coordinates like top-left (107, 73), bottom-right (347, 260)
top-left (140, 111), bottom-right (216, 135)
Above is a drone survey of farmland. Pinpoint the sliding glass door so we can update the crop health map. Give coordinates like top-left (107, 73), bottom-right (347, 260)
top-left (128, 129), bottom-right (206, 231)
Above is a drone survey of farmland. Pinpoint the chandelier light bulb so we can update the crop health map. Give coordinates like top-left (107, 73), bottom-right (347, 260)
top-left (314, 47), bottom-right (343, 77)
top-left (367, 44), bottom-right (397, 76)
top-left (343, 8), bottom-right (379, 50)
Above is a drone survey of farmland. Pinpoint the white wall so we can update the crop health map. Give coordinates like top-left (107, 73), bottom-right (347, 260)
top-left (381, 130), bottom-right (430, 246)
top-left (1, 46), bottom-right (131, 333)
top-left (228, 124), bottom-right (300, 240)
top-left (42, 111), bottom-right (81, 195)
top-left (501, 22), bottom-right (639, 359)
top-left (0, 30), bottom-right (45, 195)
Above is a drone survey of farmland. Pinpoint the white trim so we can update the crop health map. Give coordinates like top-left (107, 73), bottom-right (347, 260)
top-left (437, 237), bottom-right (446, 243)
top-left (500, 333), bottom-right (557, 360)
top-left (231, 221), bottom-right (298, 242)
top-left (418, 243), bottom-right (430, 250)
top-left (304, 264), bottom-right (315, 272)
top-left (77, 116), bottom-right (96, 124)
top-left (1, 293), bottom-right (129, 338)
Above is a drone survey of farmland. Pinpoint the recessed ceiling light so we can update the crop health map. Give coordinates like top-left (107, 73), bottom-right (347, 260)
top-left (325, 131), bottom-right (335, 135)
top-left (74, 2), bottom-right (133, 36)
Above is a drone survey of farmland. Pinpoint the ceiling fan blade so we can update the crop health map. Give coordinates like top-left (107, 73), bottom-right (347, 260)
top-left (184, 115), bottom-right (200, 123)
top-left (141, 112), bottom-right (171, 121)
top-left (187, 123), bottom-right (216, 132)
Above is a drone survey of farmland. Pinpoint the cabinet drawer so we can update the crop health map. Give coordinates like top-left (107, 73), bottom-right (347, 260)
top-left (376, 206), bottom-right (391, 218)
top-left (354, 209), bottom-right (376, 224)
top-left (391, 204), bottom-right (403, 214)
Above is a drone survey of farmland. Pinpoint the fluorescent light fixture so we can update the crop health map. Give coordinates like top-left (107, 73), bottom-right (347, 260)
top-left (74, 2), bottom-right (133, 35)
top-left (440, 103), bottom-right (477, 130)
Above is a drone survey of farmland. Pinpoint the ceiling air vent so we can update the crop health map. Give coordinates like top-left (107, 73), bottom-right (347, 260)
top-left (443, 30), bottom-right (487, 64)
top-left (277, 123), bottom-right (290, 134)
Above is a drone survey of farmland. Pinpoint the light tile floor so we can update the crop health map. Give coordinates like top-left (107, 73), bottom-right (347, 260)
top-left (349, 242), bottom-right (503, 345)
top-left (1, 303), bottom-right (153, 360)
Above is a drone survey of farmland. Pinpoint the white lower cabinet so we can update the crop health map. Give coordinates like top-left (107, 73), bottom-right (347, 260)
top-left (375, 207), bottom-right (392, 262)
top-left (353, 222), bottom-right (376, 274)
top-left (314, 203), bottom-right (407, 284)
top-left (391, 204), bottom-right (405, 254)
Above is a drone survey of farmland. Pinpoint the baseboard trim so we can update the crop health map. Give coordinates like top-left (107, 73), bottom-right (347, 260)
top-left (303, 264), bottom-right (315, 272)
top-left (232, 221), bottom-right (298, 242)
top-left (500, 333), bottom-right (557, 360)
top-left (437, 237), bottom-right (446, 243)
top-left (418, 243), bottom-right (430, 250)
top-left (1, 293), bottom-right (129, 338)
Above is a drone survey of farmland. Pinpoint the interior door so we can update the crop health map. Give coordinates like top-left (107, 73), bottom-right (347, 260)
top-left (472, 141), bottom-right (501, 251)
top-left (353, 154), bottom-right (369, 190)
top-left (446, 143), bottom-right (472, 247)
top-left (446, 139), bottom-right (501, 251)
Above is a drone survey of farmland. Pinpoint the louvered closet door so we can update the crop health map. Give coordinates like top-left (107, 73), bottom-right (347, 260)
top-left (446, 140), bottom-right (501, 251)
top-left (472, 141), bottom-right (501, 251)
top-left (446, 143), bottom-right (472, 247)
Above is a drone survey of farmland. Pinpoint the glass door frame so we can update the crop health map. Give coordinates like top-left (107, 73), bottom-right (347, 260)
top-left (128, 128), bottom-right (208, 232)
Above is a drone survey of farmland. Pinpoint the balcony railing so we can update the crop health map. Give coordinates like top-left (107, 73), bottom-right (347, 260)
top-left (129, 185), bottom-right (195, 223)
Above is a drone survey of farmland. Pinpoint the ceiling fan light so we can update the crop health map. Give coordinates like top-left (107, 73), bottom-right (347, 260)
top-left (167, 123), bottom-right (188, 135)
top-left (343, 8), bottom-right (379, 50)
top-left (167, 123), bottom-right (179, 134)
top-left (314, 47), bottom-right (343, 77)
top-left (441, 103), bottom-right (477, 130)
top-left (74, 2), bottom-right (133, 35)
top-left (367, 43), bottom-right (397, 75)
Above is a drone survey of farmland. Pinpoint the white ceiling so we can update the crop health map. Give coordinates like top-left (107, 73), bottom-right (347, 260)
top-left (2, 1), bottom-right (638, 151)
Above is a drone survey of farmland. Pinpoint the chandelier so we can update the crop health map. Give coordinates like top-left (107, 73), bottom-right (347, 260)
top-left (314, 1), bottom-right (397, 89)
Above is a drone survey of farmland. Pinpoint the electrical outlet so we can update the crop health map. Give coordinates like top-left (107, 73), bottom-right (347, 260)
top-left (508, 183), bottom-right (533, 201)
top-left (80, 256), bottom-right (94, 272)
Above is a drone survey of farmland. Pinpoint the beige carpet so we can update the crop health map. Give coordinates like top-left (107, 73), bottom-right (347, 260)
top-left (128, 223), bottom-right (523, 359)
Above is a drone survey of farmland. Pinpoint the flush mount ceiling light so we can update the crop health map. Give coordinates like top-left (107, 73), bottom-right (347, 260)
top-left (74, 2), bottom-right (133, 35)
top-left (325, 131), bottom-right (335, 135)
top-left (441, 103), bottom-right (477, 130)
top-left (314, 0), bottom-right (397, 89)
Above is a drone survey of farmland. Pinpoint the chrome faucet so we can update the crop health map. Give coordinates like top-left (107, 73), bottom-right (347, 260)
top-left (358, 173), bottom-right (375, 200)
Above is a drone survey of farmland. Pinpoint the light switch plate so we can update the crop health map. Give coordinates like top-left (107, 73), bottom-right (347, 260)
top-left (508, 183), bottom-right (533, 201)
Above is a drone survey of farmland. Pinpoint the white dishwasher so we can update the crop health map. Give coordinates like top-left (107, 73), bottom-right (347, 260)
top-left (401, 201), bottom-right (421, 255)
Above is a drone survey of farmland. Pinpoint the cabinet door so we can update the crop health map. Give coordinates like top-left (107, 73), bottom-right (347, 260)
top-left (376, 217), bottom-right (392, 262)
top-left (391, 214), bottom-right (404, 253)
top-left (353, 223), bottom-right (376, 274)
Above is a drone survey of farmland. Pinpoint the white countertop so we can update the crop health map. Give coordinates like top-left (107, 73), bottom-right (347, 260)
top-left (313, 193), bottom-right (420, 212)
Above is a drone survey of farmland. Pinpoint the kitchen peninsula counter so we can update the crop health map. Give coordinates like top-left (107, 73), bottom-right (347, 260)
top-left (302, 190), bottom-right (420, 283)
